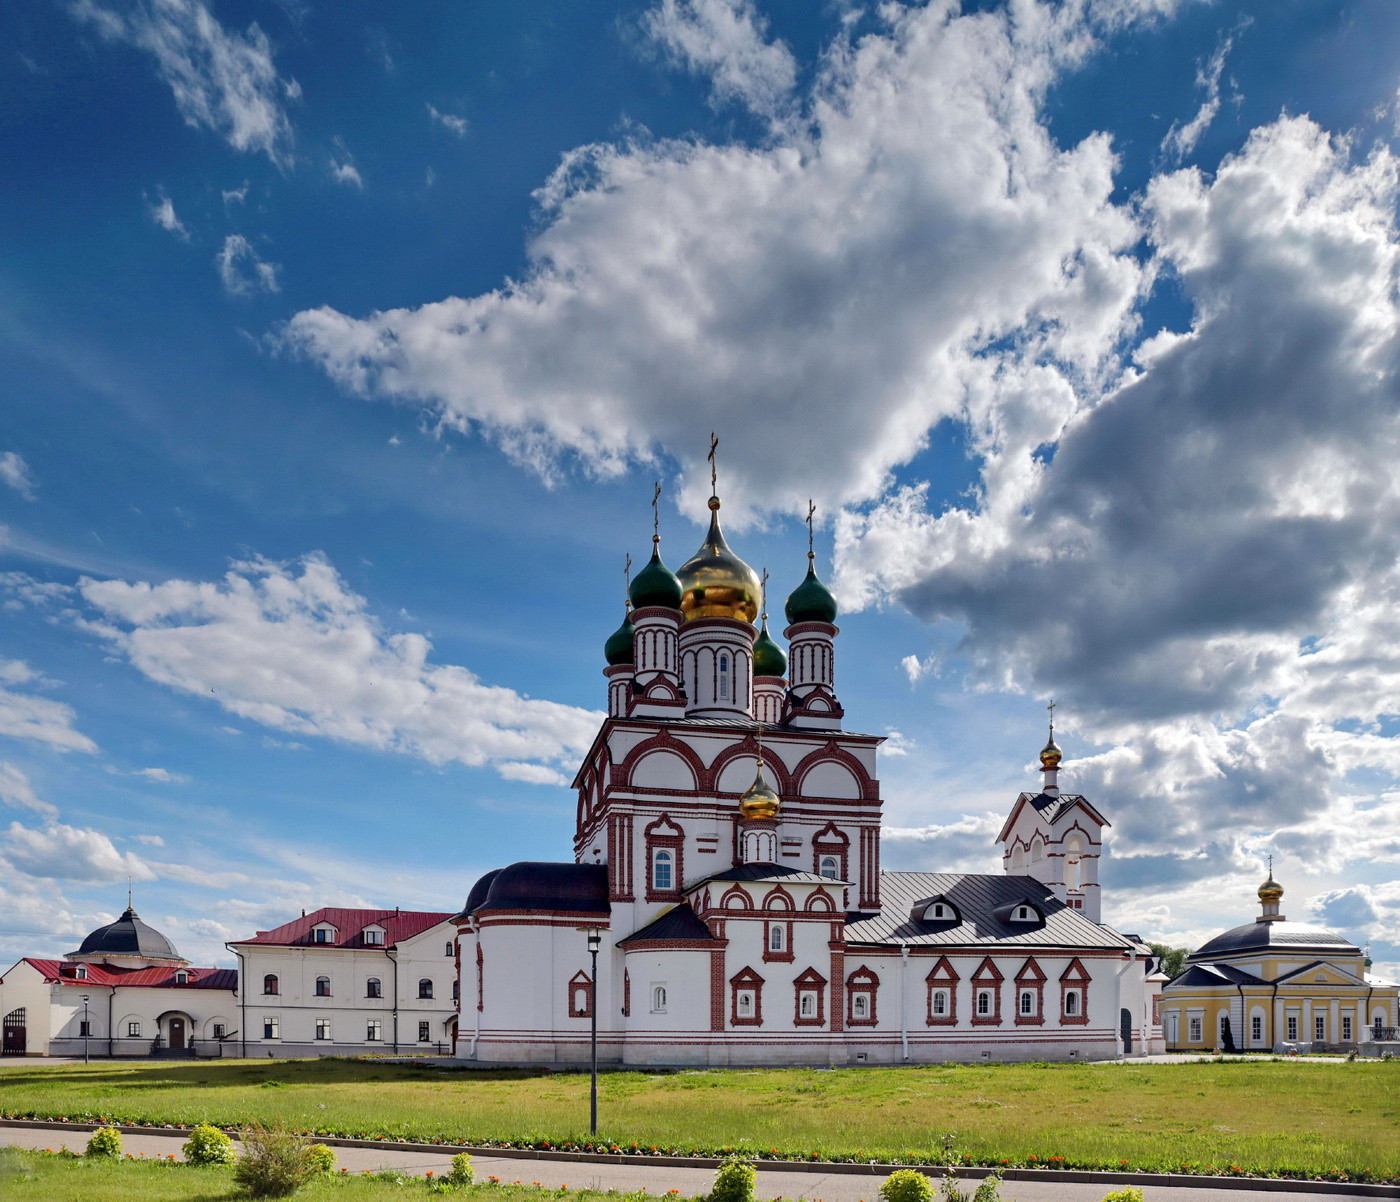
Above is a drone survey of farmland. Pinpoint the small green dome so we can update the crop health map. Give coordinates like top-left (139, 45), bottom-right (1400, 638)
top-left (604, 610), bottom-right (635, 666)
top-left (629, 545), bottom-right (682, 610)
top-left (785, 562), bottom-right (838, 625)
top-left (752, 618), bottom-right (787, 677)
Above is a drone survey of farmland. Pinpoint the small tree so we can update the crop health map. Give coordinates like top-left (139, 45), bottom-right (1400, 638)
top-left (1148, 944), bottom-right (1189, 981)
top-left (880, 1168), bottom-right (935, 1202)
top-left (85, 1125), bottom-right (123, 1158)
top-left (182, 1124), bottom-right (236, 1166)
top-left (709, 1157), bottom-right (757, 1202)
top-left (972, 1173), bottom-right (1002, 1202)
top-left (233, 1125), bottom-right (323, 1198)
top-left (447, 1152), bottom-right (475, 1185)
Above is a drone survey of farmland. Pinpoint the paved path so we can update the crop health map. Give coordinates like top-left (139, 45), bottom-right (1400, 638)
top-left (0, 1125), bottom-right (1392, 1202)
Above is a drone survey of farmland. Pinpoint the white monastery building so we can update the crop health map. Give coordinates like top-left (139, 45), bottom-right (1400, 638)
top-left (454, 484), bottom-right (1167, 1065)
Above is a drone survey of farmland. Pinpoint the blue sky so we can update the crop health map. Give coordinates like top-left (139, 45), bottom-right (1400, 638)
top-left (3, 0), bottom-right (1400, 974)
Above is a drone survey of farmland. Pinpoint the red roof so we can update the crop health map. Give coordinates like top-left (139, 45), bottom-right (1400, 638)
top-left (19, 960), bottom-right (237, 990)
top-left (229, 907), bottom-right (453, 950)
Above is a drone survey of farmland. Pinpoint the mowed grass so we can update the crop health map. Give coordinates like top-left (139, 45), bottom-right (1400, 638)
top-left (0, 1148), bottom-right (657, 1202)
top-left (0, 1059), bottom-right (1397, 1178)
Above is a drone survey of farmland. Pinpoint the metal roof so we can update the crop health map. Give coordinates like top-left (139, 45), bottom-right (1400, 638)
top-left (231, 907), bottom-right (453, 949)
top-left (844, 872), bottom-right (1138, 951)
top-left (74, 908), bottom-right (182, 961)
top-left (1169, 962), bottom-right (1269, 989)
top-left (617, 903), bottom-right (717, 946)
top-left (699, 864), bottom-right (836, 886)
top-left (1191, 920), bottom-right (1359, 961)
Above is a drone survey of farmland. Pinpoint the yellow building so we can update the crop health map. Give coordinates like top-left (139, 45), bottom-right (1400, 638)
top-left (1160, 874), bottom-right (1398, 1053)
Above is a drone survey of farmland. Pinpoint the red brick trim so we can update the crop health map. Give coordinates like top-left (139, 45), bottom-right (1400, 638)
top-left (846, 966), bottom-right (879, 1027)
top-left (793, 966), bottom-right (828, 1026)
top-left (1014, 957), bottom-right (1046, 1026)
top-left (760, 884), bottom-right (797, 912)
top-left (644, 814), bottom-right (685, 903)
top-left (617, 732), bottom-right (706, 792)
top-left (709, 948), bottom-right (725, 1032)
top-left (791, 743), bottom-right (877, 802)
top-left (812, 822), bottom-right (850, 880)
top-left (971, 956), bottom-right (1004, 1026)
top-left (926, 955), bottom-right (959, 1026)
top-left (804, 890), bottom-right (837, 913)
top-left (622, 968), bottom-right (630, 1018)
top-left (1060, 956), bottom-right (1092, 1025)
top-left (567, 970), bottom-right (593, 1019)
top-left (729, 966), bottom-right (764, 1027)
top-left (763, 920), bottom-right (794, 962)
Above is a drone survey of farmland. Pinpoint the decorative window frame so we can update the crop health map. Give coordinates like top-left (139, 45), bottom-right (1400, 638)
top-left (568, 970), bottom-right (594, 1019)
top-left (970, 957), bottom-right (1004, 1026)
top-left (644, 815), bottom-right (685, 903)
top-left (812, 823), bottom-right (850, 881)
top-left (793, 967), bottom-right (827, 1026)
top-left (846, 966), bottom-right (879, 1027)
top-left (763, 920), bottom-right (794, 962)
top-left (729, 967), bottom-right (764, 1027)
top-left (1059, 957), bottom-right (1092, 1026)
top-left (1013, 957), bottom-right (1046, 1026)
top-left (925, 955), bottom-right (960, 1026)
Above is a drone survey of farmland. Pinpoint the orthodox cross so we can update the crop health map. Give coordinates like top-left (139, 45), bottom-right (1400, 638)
top-left (1047, 698), bottom-right (1056, 737)
top-left (1267, 853), bottom-right (1273, 877)
top-left (624, 553), bottom-right (632, 606)
top-left (760, 567), bottom-right (769, 620)
top-left (806, 499), bottom-right (816, 562)
top-left (708, 432), bottom-right (719, 493)
top-left (651, 480), bottom-right (661, 545)
top-left (755, 723), bottom-right (765, 772)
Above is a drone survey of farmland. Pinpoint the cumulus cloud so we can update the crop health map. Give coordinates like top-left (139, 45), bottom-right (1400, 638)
top-left (426, 104), bottom-right (468, 137)
top-left (0, 763), bottom-right (58, 820)
top-left (0, 660), bottom-right (97, 754)
top-left (72, 0), bottom-right (295, 164)
top-left (1160, 30), bottom-right (1237, 161)
top-left (0, 452), bottom-right (36, 500)
top-left (644, 0), bottom-right (797, 122)
top-left (283, 0), bottom-right (1144, 516)
top-left (78, 553), bottom-right (600, 781)
top-left (331, 159), bottom-right (363, 188)
top-left (148, 187), bottom-right (189, 238)
top-left (217, 234), bottom-right (280, 296)
top-left (1, 820), bottom-right (154, 884)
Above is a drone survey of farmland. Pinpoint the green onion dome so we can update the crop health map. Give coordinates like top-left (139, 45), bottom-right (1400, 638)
top-left (604, 609), bottom-right (635, 666)
top-left (629, 544), bottom-right (683, 610)
top-left (784, 561), bottom-right (838, 625)
top-left (752, 617), bottom-right (787, 677)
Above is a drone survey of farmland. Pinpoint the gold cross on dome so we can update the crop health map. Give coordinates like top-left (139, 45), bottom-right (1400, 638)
top-left (1047, 698), bottom-right (1056, 735)
top-left (624, 552), bottom-right (632, 605)
top-left (651, 480), bottom-right (661, 544)
top-left (761, 567), bottom-right (769, 619)
top-left (806, 500), bottom-right (816, 562)
top-left (708, 432), bottom-right (718, 493)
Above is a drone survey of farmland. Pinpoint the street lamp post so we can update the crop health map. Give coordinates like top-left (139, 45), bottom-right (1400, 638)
top-left (80, 995), bottom-right (90, 1065)
top-left (586, 928), bottom-right (602, 1135)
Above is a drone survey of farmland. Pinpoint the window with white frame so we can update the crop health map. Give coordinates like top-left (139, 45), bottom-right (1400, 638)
top-left (445, 941), bottom-right (454, 957)
top-left (1251, 1015), bottom-right (1263, 1043)
top-left (315, 1019), bottom-right (331, 1040)
top-left (1287, 1014), bottom-right (1298, 1040)
top-left (976, 989), bottom-right (993, 1016)
top-left (419, 978), bottom-right (434, 999)
top-left (1019, 989), bottom-right (1036, 1016)
top-left (736, 989), bottom-right (755, 1019)
top-left (1188, 1015), bottom-right (1202, 1042)
top-left (1064, 990), bottom-right (1080, 1016)
top-left (315, 975), bottom-right (331, 997)
top-left (1375, 1014), bottom-right (1386, 1036)
top-left (924, 902), bottom-right (954, 921)
top-left (366, 1020), bottom-right (382, 1041)
top-left (363, 928), bottom-right (383, 946)
top-left (128, 1020), bottom-right (141, 1037)
top-left (652, 848), bottom-right (674, 892)
top-left (313, 926), bottom-right (334, 943)
top-left (852, 993), bottom-right (869, 1020)
top-left (175, 970), bottom-right (188, 984)
top-left (263, 1017), bottom-right (279, 1040)
top-left (651, 984), bottom-right (667, 1013)
top-left (79, 1020), bottom-right (91, 1036)
top-left (718, 654), bottom-right (730, 700)
top-left (263, 974), bottom-right (278, 995)
top-left (419, 1021), bottom-right (431, 1042)
top-left (1010, 905), bottom-right (1037, 922)
top-left (799, 990), bottom-right (818, 1019)
top-left (818, 855), bottom-right (839, 880)
top-left (768, 925), bottom-right (785, 953)
top-left (1315, 1014), bottom-right (1326, 1041)
top-left (931, 988), bottom-right (950, 1016)
top-left (1342, 1014), bottom-right (1353, 1041)
top-left (213, 1023), bottom-right (226, 1040)
top-left (75, 966), bottom-right (87, 980)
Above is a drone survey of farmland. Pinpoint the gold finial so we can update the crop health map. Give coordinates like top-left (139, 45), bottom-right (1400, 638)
top-left (127, 875), bottom-right (132, 910)
top-left (708, 432), bottom-right (719, 495)
top-left (1039, 700), bottom-right (1062, 770)
top-left (1259, 855), bottom-right (1283, 904)
top-left (740, 725), bottom-right (780, 820)
top-left (805, 499), bottom-right (816, 563)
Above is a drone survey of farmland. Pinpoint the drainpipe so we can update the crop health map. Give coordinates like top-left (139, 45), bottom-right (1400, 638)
top-left (387, 947), bottom-right (399, 1053)
top-left (899, 945), bottom-right (910, 1062)
top-left (1235, 982), bottom-right (1246, 1052)
top-left (232, 949), bottom-right (247, 1059)
top-left (1270, 979), bottom-right (1279, 1050)
top-left (1113, 951), bottom-right (1135, 1059)
top-left (107, 986), bottom-right (115, 1058)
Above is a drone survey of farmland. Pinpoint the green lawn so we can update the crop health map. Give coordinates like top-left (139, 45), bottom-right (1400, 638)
top-left (0, 1059), bottom-right (1396, 1180)
top-left (0, 1148), bottom-right (658, 1202)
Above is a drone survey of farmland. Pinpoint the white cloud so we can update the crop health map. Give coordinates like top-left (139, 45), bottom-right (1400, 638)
top-left (222, 180), bottom-right (249, 207)
top-left (1161, 31), bottom-right (1237, 161)
top-left (134, 767), bottom-right (188, 783)
top-left (1, 820), bottom-right (154, 884)
top-left (0, 660), bottom-right (97, 754)
top-left (72, 0), bottom-right (295, 165)
top-left (0, 452), bottom-right (36, 500)
top-left (0, 763), bottom-right (58, 820)
top-left (283, 0), bottom-right (1144, 517)
top-left (331, 159), bottom-right (363, 188)
top-left (148, 187), bottom-right (189, 239)
top-left (133, 833), bottom-right (166, 846)
top-left (644, 0), bottom-right (797, 122)
top-left (426, 104), bottom-right (468, 138)
top-left (78, 553), bottom-right (601, 782)
top-left (217, 233), bottom-right (280, 296)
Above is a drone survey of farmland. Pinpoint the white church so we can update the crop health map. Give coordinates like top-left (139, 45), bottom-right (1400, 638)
top-left (454, 485), bottom-right (1166, 1065)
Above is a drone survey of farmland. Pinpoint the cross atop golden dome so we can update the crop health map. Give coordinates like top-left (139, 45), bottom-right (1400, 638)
top-left (676, 436), bottom-right (761, 624)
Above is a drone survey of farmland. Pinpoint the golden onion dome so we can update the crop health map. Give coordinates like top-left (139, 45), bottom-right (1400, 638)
top-left (1258, 875), bottom-right (1284, 905)
top-left (1039, 736), bottom-right (1062, 770)
top-left (739, 759), bottom-right (781, 821)
top-left (676, 496), bottom-right (761, 624)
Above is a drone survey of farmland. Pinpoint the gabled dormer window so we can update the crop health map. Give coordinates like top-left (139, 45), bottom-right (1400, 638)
top-left (75, 966), bottom-right (88, 980)
top-left (312, 924), bottom-right (337, 944)
top-left (362, 926), bottom-right (384, 946)
top-left (174, 970), bottom-right (189, 984)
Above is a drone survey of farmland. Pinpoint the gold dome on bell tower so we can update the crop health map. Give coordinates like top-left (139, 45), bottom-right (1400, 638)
top-left (675, 437), bottom-right (760, 624)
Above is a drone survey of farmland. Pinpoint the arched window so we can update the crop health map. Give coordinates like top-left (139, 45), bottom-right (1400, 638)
top-left (1010, 844), bottom-right (1027, 869)
top-left (366, 977), bottom-right (382, 999)
top-left (315, 975), bottom-right (331, 997)
top-left (768, 925), bottom-right (785, 953)
top-left (1065, 833), bottom-right (1086, 891)
top-left (718, 654), bottom-right (730, 700)
top-left (818, 855), bottom-right (839, 880)
top-left (976, 989), bottom-right (993, 1015)
top-left (1019, 989), bottom-right (1036, 1016)
top-left (652, 848), bottom-right (673, 891)
top-left (418, 978), bottom-right (434, 1000)
top-left (1064, 990), bottom-right (1079, 1016)
top-left (852, 993), bottom-right (868, 1019)
top-left (262, 974), bottom-right (279, 996)
top-left (651, 985), bottom-right (667, 1013)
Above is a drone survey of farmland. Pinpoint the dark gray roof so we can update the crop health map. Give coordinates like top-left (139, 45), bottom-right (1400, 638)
top-left (1169, 962), bottom-right (1268, 989)
top-left (1191, 920), bottom-right (1358, 961)
top-left (457, 868), bottom-right (502, 919)
top-left (468, 862), bottom-right (609, 915)
top-left (75, 908), bottom-right (182, 961)
top-left (616, 716), bottom-right (884, 740)
top-left (844, 873), bottom-right (1137, 951)
top-left (617, 903), bottom-right (718, 946)
top-left (700, 864), bottom-right (836, 885)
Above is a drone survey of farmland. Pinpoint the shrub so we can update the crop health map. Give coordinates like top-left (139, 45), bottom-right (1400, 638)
top-left (972, 1174), bottom-right (1002, 1202)
top-left (306, 1144), bottom-right (336, 1174)
top-left (939, 1167), bottom-right (970, 1202)
top-left (85, 1125), bottom-right (123, 1158)
top-left (448, 1152), bottom-right (476, 1185)
top-left (1101, 1190), bottom-right (1145, 1202)
top-left (880, 1168), bottom-right (935, 1202)
top-left (709, 1157), bottom-right (757, 1202)
top-left (232, 1125), bottom-right (325, 1198)
top-left (182, 1124), bottom-right (236, 1166)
